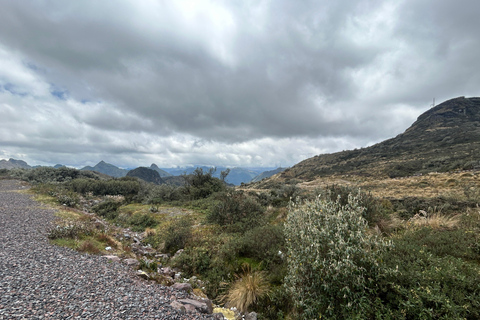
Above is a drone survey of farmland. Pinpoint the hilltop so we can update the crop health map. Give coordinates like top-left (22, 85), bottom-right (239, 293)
top-left (252, 96), bottom-right (480, 188)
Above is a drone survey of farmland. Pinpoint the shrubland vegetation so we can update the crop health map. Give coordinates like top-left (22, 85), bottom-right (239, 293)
top-left (1, 166), bottom-right (480, 319)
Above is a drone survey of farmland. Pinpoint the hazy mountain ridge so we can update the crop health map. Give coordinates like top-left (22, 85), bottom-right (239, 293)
top-left (0, 158), bottom-right (31, 170)
top-left (80, 160), bottom-right (129, 178)
top-left (0, 159), bottom-right (275, 185)
top-left (264, 96), bottom-right (480, 185)
top-left (250, 167), bottom-right (287, 183)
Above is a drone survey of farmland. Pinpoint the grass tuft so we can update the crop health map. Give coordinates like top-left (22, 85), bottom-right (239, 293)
top-left (221, 265), bottom-right (269, 313)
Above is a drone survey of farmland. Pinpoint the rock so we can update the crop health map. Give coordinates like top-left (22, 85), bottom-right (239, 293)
top-left (245, 312), bottom-right (258, 320)
top-left (172, 282), bottom-right (192, 293)
top-left (170, 301), bottom-right (186, 314)
top-left (155, 253), bottom-right (170, 260)
top-left (160, 267), bottom-right (175, 278)
top-left (212, 313), bottom-right (225, 320)
top-left (136, 270), bottom-right (149, 280)
top-left (172, 249), bottom-right (184, 259)
top-left (184, 304), bottom-right (197, 313)
top-left (178, 298), bottom-right (213, 314)
top-left (105, 246), bottom-right (112, 251)
top-left (101, 255), bottom-right (120, 262)
top-left (123, 258), bottom-right (139, 267)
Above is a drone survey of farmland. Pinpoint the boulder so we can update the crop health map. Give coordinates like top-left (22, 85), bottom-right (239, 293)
top-left (172, 282), bottom-right (193, 293)
top-left (178, 298), bottom-right (213, 314)
top-left (170, 301), bottom-right (186, 314)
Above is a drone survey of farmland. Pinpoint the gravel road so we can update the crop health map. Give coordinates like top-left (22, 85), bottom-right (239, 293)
top-left (0, 180), bottom-right (213, 320)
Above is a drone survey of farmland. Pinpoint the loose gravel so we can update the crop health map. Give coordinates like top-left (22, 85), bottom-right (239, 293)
top-left (0, 180), bottom-right (213, 320)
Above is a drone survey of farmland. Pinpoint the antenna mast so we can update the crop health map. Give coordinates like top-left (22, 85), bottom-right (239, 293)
top-left (430, 98), bottom-right (435, 107)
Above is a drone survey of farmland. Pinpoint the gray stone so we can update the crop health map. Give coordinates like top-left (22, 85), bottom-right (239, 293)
top-left (170, 301), bottom-right (186, 314)
top-left (123, 258), bottom-right (139, 267)
top-left (245, 312), bottom-right (258, 320)
top-left (160, 267), bottom-right (175, 278)
top-left (178, 298), bottom-right (213, 314)
top-left (101, 255), bottom-right (120, 262)
top-left (212, 313), bottom-right (225, 320)
top-left (184, 304), bottom-right (196, 313)
top-left (172, 282), bottom-right (192, 293)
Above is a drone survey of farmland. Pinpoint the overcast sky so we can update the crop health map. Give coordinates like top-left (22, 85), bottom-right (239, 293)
top-left (0, 1), bottom-right (479, 168)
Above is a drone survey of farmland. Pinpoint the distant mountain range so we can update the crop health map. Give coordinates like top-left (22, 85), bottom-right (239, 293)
top-left (253, 96), bottom-right (480, 187)
top-left (0, 158), bottom-right (283, 185)
top-left (0, 159), bottom-right (30, 170)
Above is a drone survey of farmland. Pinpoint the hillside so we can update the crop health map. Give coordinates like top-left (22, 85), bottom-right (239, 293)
top-left (253, 96), bottom-right (480, 187)
top-left (250, 167), bottom-right (287, 183)
top-left (126, 167), bottom-right (164, 184)
top-left (149, 164), bottom-right (171, 178)
top-left (80, 161), bottom-right (129, 178)
top-left (0, 158), bottom-right (31, 169)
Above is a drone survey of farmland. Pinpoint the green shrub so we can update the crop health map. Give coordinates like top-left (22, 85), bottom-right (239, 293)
top-left (163, 217), bottom-right (193, 255)
top-left (146, 184), bottom-right (185, 204)
top-left (207, 191), bottom-right (265, 232)
top-left (239, 225), bottom-right (285, 270)
top-left (284, 194), bottom-right (392, 319)
top-left (182, 167), bottom-right (225, 200)
top-left (378, 232), bottom-right (480, 319)
top-left (48, 221), bottom-right (95, 240)
top-left (70, 178), bottom-right (140, 197)
top-left (173, 247), bottom-right (212, 276)
top-left (127, 213), bottom-right (158, 232)
top-left (322, 185), bottom-right (390, 225)
top-left (92, 200), bottom-right (122, 220)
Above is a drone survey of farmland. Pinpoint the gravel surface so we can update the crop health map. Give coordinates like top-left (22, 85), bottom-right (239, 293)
top-left (0, 180), bottom-right (213, 320)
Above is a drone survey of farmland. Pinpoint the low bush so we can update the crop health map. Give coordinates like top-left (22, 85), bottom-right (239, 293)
top-left (182, 167), bottom-right (226, 200)
top-left (285, 194), bottom-right (392, 318)
top-left (146, 184), bottom-right (185, 204)
top-left (163, 217), bottom-right (193, 255)
top-left (207, 191), bottom-right (265, 232)
top-left (48, 220), bottom-right (95, 240)
top-left (378, 231), bottom-right (480, 319)
top-left (238, 224), bottom-right (285, 270)
top-left (127, 213), bottom-right (158, 232)
top-left (322, 184), bottom-right (390, 225)
top-left (92, 200), bottom-right (122, 220)
top-left (70, 178), bottom-right (140, 198)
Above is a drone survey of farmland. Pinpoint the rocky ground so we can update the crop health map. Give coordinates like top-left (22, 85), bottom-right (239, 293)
top-left (0, 180), bottom-right (218, 320)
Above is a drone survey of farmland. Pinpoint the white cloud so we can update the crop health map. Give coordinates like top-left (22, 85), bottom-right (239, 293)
top-left (0, 0), bottom-right (479, 168)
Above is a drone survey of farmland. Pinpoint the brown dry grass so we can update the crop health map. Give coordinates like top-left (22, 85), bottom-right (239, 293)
top-left (292, 171), bottom-right (480, 200)
top-left (221, 266), bottom-right (270, 313)
top-left (407, 210), bottom-right (461, 230)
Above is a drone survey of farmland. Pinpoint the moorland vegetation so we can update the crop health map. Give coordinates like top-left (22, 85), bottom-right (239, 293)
top-left (2, 97), bottom-right (480, 319)
top-left (2, 163), bottom-right (480, 319)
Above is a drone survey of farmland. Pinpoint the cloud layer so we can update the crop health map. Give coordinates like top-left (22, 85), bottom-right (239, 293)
top-left (0, 0), bottom-right (479, 168)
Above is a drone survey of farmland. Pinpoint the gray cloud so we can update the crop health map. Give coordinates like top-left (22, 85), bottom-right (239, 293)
top-left (0, 0), bottom-right (479, 168)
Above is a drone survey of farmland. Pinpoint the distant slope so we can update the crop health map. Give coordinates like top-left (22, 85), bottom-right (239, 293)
top-left (149, 164), bottom-right (172, 178)
top-left (250, 167), bottom-right (287, 183)
top-left (127, 167), bottom-right (164, 184)
top-left (0, 158), bottom-right (31, 169)
top-left (254, 97), bottom-right (480, 186)
top-left (80, 161), bottom-right (128, 178)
